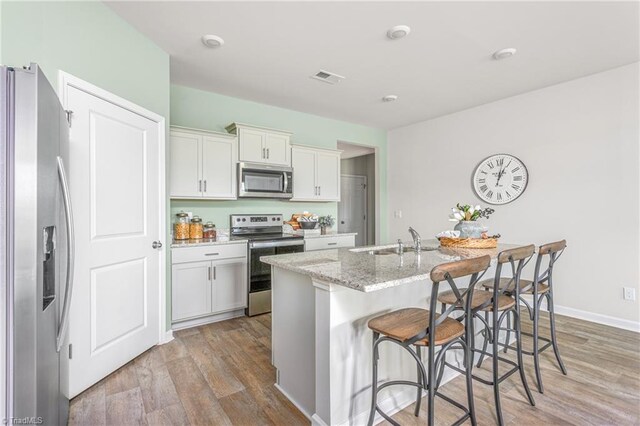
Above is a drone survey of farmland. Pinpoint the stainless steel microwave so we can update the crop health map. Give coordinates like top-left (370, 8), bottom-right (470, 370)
top-left (238, 162), bottom-right (293, 199)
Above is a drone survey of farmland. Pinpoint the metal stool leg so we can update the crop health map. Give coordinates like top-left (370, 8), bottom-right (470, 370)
top-left (367, 332), bottom-right (380, 426)
top-left (547, 292), bottom-right (567, 375)
top-left (514, 308), bottom-right (535, 406)
top-left (532, 295), bottom-right (544, 393)
top-left (414, 346), bottom-right (422, 416)
top-left (492, 309), bottom-right (504, 426)
top-left (476, 311), bottom-right (490, 368)
top-left (427, 343), bottom-right (436, 426)
top-left (464, 333), bottom-right (477, 425)
top-left (503, 312), bottom-right (511, 354)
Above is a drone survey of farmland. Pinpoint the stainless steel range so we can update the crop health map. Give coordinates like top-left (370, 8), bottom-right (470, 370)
top-left (230, 214), bottom-right (304, 316)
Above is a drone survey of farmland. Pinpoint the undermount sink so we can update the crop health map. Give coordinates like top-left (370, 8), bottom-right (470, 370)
top-left (366, 246), bottom-right (437, 255)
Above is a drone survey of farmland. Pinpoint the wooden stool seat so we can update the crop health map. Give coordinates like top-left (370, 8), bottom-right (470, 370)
top-left (438, 289), bottom-right (516, 312)
top-left (480, 278), bottom-right (550, 295)
top-left (368, 308), bottom-right (464, 346)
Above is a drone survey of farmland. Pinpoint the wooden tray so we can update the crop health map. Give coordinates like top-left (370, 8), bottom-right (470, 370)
top-left (438, 237), bottom-right (498, 249)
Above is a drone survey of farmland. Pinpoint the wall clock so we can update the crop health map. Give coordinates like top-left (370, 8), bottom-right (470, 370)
top-left (472, 154), bottom-right (528, 205)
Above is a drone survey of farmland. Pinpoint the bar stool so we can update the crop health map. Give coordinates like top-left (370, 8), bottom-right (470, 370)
top-left (480, 240), bottom-right (568, 393)
top-left (366, 255), bottom-right (491, 426)
top-left (438, 245), bottom-right (536, 426)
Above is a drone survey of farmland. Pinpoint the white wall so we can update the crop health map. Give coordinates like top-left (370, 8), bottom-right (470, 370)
top-left (388, 63), bottom-right (640, 327)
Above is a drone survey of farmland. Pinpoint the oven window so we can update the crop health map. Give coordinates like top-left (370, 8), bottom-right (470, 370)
top-left (276, 244), bottom-right (304, 256)
top-left (244, 171), bottom-right (283, 192)
top-left (251, 247), bottom-right (276, 293)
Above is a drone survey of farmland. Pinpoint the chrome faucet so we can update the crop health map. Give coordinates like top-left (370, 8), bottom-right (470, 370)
top-left (408, 227), bottom-right (421, 253)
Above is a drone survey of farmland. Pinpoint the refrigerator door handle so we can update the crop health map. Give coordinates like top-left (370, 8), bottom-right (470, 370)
top-left (56, 156), bottom-right (75, 353)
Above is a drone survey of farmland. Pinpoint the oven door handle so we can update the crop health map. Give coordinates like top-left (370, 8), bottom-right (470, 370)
top-left (250, 239), bottom-right (305, 249)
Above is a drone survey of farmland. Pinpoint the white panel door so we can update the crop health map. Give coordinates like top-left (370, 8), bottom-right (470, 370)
top-left (316, 151), bottom-right (340, 201)
top-left (201, 135), bottom-right (237, 199)
top-left (292, 148), bottom-right (317, 200)
top-left (66, 85), bottom-right (161, 398)
top-left (172, 261), bottom-right (212, 321)
top-left (264, 133), bottom-right (290, 165)
top-left (238, 128), bottom-right (265, 163)
top-left (338, 175), bottom-right (367, 246)
top-left (211, 259), bottom-right (247, 313)
top-left (170, 131), bottom-right (201, 198)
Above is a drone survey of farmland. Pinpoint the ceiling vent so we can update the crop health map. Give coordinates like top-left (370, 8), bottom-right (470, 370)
top-left (311, 70), bottom-right (345, 85)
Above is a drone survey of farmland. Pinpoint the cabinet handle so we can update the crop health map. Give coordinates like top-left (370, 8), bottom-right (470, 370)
top-left (266, 148), bottom-right (270, 159)
top-left (213, 266), bottom-right (217, 280)
top-left (327, 242), bottom-right (338, 246)
top-left (199, 180), bottom-right (202, 192)
top-left (262, 148), bottom-right (266, 159)
top-left (204, 180), bottom-right (207, 192)
top-left (205, 253), bottom-right (219, 256)
top-left (319, 186), bottom-right (321, 196)
top-left (208, 266), bottom-right (211, 281)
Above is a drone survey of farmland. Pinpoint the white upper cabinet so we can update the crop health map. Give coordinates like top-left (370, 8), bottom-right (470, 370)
top-left (291, 145), bottom-right (341, 202)
top-left (170, 126), bottom-right (237, 200)
top-left (226, 122), bottom-right (292, 166)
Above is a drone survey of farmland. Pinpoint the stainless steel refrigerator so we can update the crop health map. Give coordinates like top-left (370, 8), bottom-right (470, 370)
top-left (1, 64), bottom-right (74, 426)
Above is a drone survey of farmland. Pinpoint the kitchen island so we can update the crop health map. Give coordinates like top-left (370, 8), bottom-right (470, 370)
top-left (261, 240), bottom-right (519, 426)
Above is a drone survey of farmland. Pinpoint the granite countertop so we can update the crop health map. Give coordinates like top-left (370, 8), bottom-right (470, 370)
top-left (261, 239), bottom-right (522, 292)
top-left (170, 238), bottom-right (248, 248)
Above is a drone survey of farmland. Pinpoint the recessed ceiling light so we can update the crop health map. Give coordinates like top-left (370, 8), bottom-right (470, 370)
top-left (202, 35), bottom-right (224, 48)
top-left (387, 25), bottom-right (411, 40)
top-left (492, 48), bottom-right (517, 60)
top-left (382, 95), bottom-right (398, 102)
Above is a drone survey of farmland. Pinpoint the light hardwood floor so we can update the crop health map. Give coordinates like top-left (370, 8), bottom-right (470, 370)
top-left (69, 313), bottom-right (640, 425)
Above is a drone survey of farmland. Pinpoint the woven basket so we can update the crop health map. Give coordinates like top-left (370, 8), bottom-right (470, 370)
top-left (438, 237), bottom-right (498, 249)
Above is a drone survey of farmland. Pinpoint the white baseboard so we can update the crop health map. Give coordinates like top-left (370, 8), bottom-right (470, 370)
top-left (554, 304), bottom-right (640, 333)
top-left (160, 329), bottom-right (174, 345)
top-left (170, 309), bottom-right (245, 331)
top-left (274, 383), bottom-right (313, 420)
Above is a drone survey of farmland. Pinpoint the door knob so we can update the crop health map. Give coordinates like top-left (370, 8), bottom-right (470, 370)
top-left (152, 241), bottom-right (163, 249)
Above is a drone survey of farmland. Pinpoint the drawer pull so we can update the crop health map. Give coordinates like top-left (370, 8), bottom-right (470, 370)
top-left (327, 242), bottom-right (338, 246)
top-left (205, 253), bottom-right (220, 256)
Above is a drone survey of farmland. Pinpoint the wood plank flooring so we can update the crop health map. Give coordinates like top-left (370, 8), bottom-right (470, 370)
top-left (69, 313), bottom-right (640, 425)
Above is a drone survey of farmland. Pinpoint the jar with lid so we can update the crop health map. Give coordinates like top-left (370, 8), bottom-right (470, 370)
top-left (203, 222), bottom-right (216, 239)
top-left (174, 212), bottom-right (190, 240)
top-left (189, 216), bottom-right (203, 239)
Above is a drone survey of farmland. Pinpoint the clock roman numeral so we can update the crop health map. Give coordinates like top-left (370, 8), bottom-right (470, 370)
top-left (512, 166), bottom-right (520, 173)
top-left (513, 175), bottom-right (523, 181)
top-left (497, 193), bottom-right (502, 201)
top-left (487, 190), bottom-right (494, 199)
top-left (496, 158), bottom-right (504, 166)
top-left (478, 178), bottom-right (486, 184)
top-left (511, 184), bottom-right (521, 190)
top-left (480, 170), bottom-right (488, 175)
top-left (487, 162), bottom-right (495, 169)
top-left (506, 191), bottom-right (512, 198)
top-left (480, 185), bottom-right (488, 193)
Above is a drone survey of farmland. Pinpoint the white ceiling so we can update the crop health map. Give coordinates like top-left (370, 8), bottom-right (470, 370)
top-left (106, 1), bottom-right (639, 130)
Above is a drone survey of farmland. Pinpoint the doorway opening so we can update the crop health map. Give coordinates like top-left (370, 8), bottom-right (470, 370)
top-left (337, 142), bottom-right (377, 246)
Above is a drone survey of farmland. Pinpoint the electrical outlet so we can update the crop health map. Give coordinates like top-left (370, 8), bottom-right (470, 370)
top-left (623, 287), bottom-right (636, 301)
top-left (394, 210), bottom-right (402, 218)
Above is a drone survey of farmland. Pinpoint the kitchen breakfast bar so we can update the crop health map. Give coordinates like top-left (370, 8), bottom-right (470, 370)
top-left (261, 240), bottom-right (519, 426)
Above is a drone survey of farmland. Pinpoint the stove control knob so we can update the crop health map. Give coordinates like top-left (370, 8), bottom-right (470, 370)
top-left (242, 218), bottom-right (246, 222)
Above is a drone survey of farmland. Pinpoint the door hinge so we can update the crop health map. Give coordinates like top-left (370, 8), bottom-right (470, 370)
top-left (363, 184), bottom-right (367, 189)
top-left (65, 110), bottom-right (73, 127)
top-left (68, 343), bottom-right (73, 359)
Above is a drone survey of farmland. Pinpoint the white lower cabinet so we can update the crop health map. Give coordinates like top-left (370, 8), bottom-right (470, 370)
top-left (305, 235), bottom-right (356, 252)
top-left (171, 244), bottom-right (247, 324)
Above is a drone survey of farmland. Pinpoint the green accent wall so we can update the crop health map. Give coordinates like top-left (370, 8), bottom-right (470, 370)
top-left (170, 84), bottom-right (388, 242)
top-left (0, 1), bottom-right (170, 119)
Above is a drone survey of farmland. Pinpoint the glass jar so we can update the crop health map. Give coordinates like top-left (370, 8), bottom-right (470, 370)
top-left (203, 222), bottom-right (216, 239)
top-left (189, 216), bottom-right (203, 239)
top-left (174, 212), bottom-right (190, 240)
